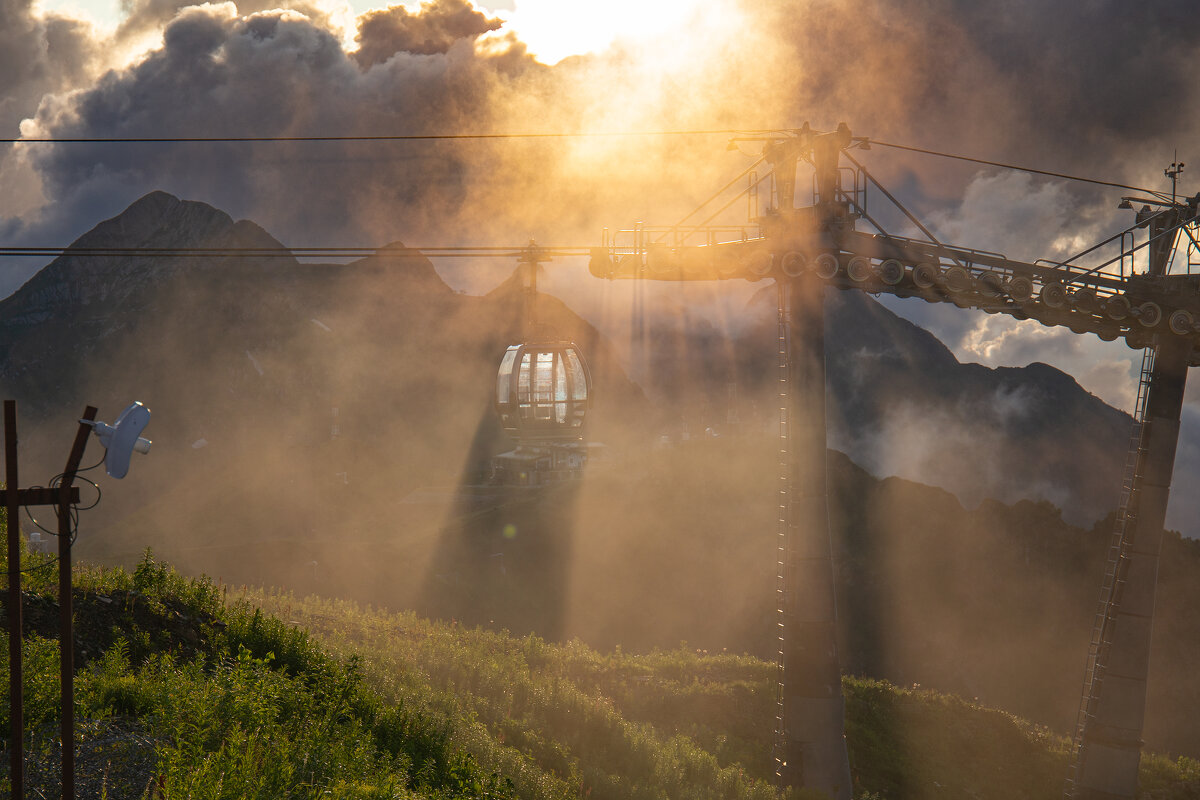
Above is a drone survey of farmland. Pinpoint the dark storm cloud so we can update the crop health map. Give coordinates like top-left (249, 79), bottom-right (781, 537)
top-left (9, 0), bottom-right (1200, 281)
top-left (354, 0), bottom-right (502, 67)
top-left (0, 0), bottom-right (99, 137)
top-left (114, 0), bottom-right (344, 43)
top-left (756, 0), bottom-right (1200, 194)
top-left (20, 1), bottom-right (548, 248)
top-left (923, 0), bottom-right (1200, 149)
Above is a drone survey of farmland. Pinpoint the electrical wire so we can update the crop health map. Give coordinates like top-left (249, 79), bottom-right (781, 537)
top-left (20, 468), bottom-right (100, 545)
top-left (866, 138), bottom-right (1170, 199)
top-left (0, 246), bottom-right (595, 259)
top-left (0, 124), bottom-right (1172, 198)
top-left (13, 480), bottom-right (92, 576)
top-left (2, 129), bottom-right (769, 145)
top-left (0, 130), bottom-right (1186, 262)
top-left (78, 454), bottom-right (106, 473)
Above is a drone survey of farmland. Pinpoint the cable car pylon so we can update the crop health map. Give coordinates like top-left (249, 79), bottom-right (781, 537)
top-left (775, 271), bottom-right (853, 798)
top-left (589, 125), bottom-right (1199, 799)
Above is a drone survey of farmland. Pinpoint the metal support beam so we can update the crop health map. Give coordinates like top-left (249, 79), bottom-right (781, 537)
top-left (1073, 338), bottom-right (1190, 800)
top-left (778, 274), bottom-right (852, 799)
top-left (6, 400), bottom-right (23, 800)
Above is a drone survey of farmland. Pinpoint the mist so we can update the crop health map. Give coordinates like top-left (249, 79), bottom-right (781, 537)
top-left (4, 0), bottom-right (1200, 780)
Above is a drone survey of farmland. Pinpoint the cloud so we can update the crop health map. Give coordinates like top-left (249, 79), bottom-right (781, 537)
top-left (927, 172), bottom-right (1083, 263)
top-left (7, 0), bottom-right (1200, 254)
top-left (0, 0), bottom-right (101, 137)
top-left (3, 0), bottom-right (1200, 349)
top-left (875, 160), bottom-right (1153, 408)
top-left (15, 3), bottom-right (540, 247)
top-left (885, 301), bottom-right (1141, 412)
top-left (113, 0), bottom-right (353, 44)
top-left (354, 0), bottom-right (501, 67)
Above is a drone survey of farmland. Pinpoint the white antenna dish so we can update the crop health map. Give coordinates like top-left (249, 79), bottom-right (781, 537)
top-left (83, 401), bottom-right (152, 479)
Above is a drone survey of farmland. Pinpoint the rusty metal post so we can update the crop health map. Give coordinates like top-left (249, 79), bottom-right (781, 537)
top-left (57, 407), bottom-right (95, 800)
top-left (778, 275), bottom-right (852, 799)
top-left (5, 400), bottom-right (23, 799)
top-left (1073, 339), bottom-right (1190, 800)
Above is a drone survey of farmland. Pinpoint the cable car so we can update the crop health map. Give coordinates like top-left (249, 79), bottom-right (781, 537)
top-left (495, 341), bottom-right (592, 440)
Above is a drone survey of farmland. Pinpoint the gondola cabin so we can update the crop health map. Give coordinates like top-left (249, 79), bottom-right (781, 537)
top-left (493, 342), bottom-right (592, 486)
top-left (495, 342), bottom-right (591, 440)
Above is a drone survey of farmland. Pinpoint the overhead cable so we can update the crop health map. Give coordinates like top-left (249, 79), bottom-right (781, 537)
top-left (0, 245), bottom-right (595, 259)
top-left (4, 125), bottom-right (1170, 197)
top-left (2, 130), bottom-right (764, 145)
top-left (866, 138), bottom-right (1168, 198)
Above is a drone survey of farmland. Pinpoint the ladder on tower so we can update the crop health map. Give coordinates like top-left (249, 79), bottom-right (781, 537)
top-left (773, 281), bottom-right (790, 785)
top-left (1065, 344), bottom-right (1156, 796)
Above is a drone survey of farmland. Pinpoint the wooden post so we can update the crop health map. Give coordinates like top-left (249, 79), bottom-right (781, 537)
top-left (57, 407), bottom-right (96, 800)
top-left (5, 400), bottom-right (23, 800)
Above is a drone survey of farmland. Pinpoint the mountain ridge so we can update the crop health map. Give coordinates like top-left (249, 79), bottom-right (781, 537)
top-left (0, 190), bottom-right (1136, 525)
top-left (6, 191), bottom-right (1200, 762)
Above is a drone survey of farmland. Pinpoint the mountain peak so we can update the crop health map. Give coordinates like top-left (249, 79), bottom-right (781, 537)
top-left (72, 191), bottom-right (238, 251)
top-left (2, 192), bottom-right (294, 316)
top-left (354, 241), bottom-right (453, 294)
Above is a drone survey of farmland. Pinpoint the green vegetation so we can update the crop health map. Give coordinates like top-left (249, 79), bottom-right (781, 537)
top-left (2, 549), bottom-right (519, 799)
top-left (2, 546), bottom-right (1200, 798)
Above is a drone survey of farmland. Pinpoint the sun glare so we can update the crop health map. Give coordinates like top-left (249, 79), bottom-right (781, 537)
top-left (493, 0), bottom-right (727, 65)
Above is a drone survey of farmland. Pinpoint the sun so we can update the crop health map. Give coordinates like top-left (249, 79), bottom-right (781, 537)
top-left (492, 0), bottom-right (729, 65)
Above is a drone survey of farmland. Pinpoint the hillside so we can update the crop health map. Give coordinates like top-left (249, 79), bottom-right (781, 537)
top-left (3, 552), bottom-right (1199, 799)
top-left (640, 284), bottom-right (1133, 526)
top-left (399, 437), bottom-right (1200, 762)
top-left (0, 190), bottom-right (1141, 539)
top-left (30, 431), bottom-right (1200, 763)
top-left (0, 191), bottom-right (648, 569)
top-left (5, 192), bottom-right (1200, 783)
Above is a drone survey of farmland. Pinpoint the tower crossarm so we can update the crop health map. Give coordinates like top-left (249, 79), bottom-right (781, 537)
top-left (589, 126), bottom-right (1200, 362)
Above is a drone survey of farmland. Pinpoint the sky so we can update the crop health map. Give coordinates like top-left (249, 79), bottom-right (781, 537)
top-left (2, 0), bottom-right (1199, 509)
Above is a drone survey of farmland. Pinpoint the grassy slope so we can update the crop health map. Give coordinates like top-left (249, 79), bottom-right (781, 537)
top-left (2, 551), bottom-right (1199, 799)
top-left (252, 589), bottom-right (1200, 800)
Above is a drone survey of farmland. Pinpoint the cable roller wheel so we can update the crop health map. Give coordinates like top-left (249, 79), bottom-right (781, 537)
top-left (813, 253), bottom-right (839, 279)
top-left (646, 244), bottom-right (674, 275)
top-left (1169, 309), bottom-right (1196, 336)
top-left (715, 252), bottom-right (741, 278)
top-left (847, 256), bottom-right (873, 282)
top-left (779, 251), bottom-right (807, 277)
top-left (1040, 282), bottom-right (1067, 309)
top-left (1104, 295), bottom-right (1132, 321)
top-left (746, 250), bottom-right (773, 277)
top-left (944, 266), bottom-right (973, 293)
top-left (587, 249), bottom-right (614, 278)
top-left (1070, 288), bottom-right (1100, 314)
top-left (878, 258), bottom-right (905, 285)
top-left (1005, 276), bottom-right (1034, 302)
top-left (1137, 301), bottom-right (1162, 328)
top-left (912, 262), bottom-right (940, 289)
top-left (977, 271), bottom-right (1004, 297)
top-left (617, 253), bottom-right (642, 277)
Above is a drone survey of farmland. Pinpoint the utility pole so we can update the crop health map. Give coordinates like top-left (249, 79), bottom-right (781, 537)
top-left (6, 400), bottom-right (24, 800)
top-left (57, 407), bottom-right (96, 800)
top-left (4, 402), bottom-right (88, 800)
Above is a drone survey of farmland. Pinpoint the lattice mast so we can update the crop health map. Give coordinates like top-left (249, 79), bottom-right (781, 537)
top-left (589, 126), bottom-right (1200, 800)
